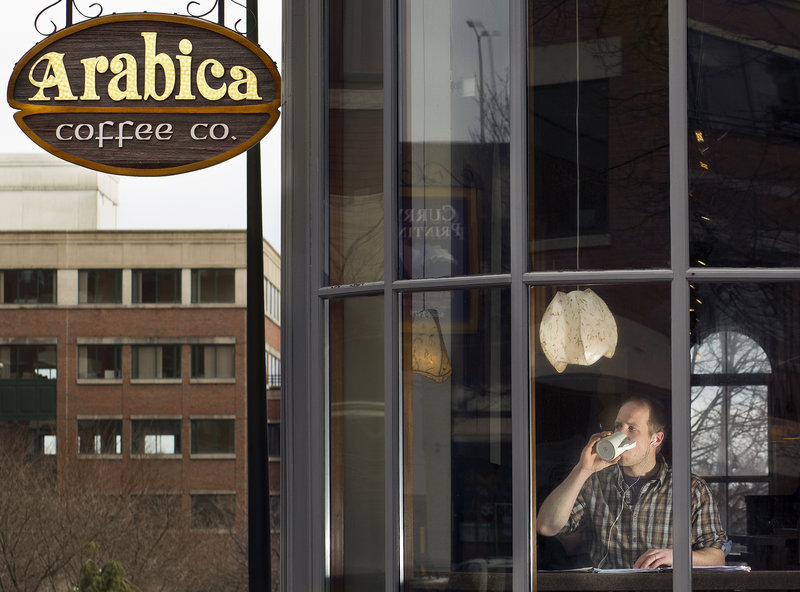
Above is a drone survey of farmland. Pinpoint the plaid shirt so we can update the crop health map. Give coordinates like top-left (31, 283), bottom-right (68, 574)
top-left (560, 456), bottom-right (727, 568)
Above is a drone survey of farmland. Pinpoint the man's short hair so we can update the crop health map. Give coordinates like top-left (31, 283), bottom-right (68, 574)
top-left (621, 395), bottom-right (668, 438)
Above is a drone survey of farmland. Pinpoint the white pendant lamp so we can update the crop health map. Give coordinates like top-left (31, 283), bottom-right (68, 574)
top-left (539, 288), bottom-right (618, 373)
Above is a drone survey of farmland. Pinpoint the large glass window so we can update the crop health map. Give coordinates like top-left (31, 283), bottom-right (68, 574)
top-left (400, 1), bottom-right (510, 279)
top-left (688, 1), bottom-right (800, 268)
top-left (690, 283), bottom-right (800, 571)
top-left (77, 419), bottom-right (122, 455)
top-left (78, 269), bottom-right (121, 304)
top-left (402, 288), bottom-right (511, 590)
top-left (190, 418), bottom-right (235, 455)
top-left (533, 283), bottom-right (674, 574)
top-left (191, 269), bottom-right (235, 303)
top-left (132, 345), bottom-right (181, 380)
top-left (77, 345), bottom-right (121, 380)
top-left (529, 0), bottom-right (669, 271)
top-left (132, 269), bottom-right (181, 304)
top-left (329, 296), bottom-right (384, 592)
top-left (0, 270), bottom-right (56, 304)
top-left (328, 0), bottom-right (385, 285)
top-left (190, 344), bottom-right (235, 379)
top-left (131, 419), bottom-right (181, 455)
top-left (191, 493), bottom-right (235, 530)
top-left (0, 345), bottom-right (57, 379)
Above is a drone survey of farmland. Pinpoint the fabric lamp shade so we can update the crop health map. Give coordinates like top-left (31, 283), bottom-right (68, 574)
top-left (411, 309), bottom-right (452, 383)
top-left (539, 289), bottom-right (618, 373)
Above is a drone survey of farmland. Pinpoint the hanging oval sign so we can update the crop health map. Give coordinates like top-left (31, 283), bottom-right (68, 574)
top-left (7, 13), bottom-right (280, 176)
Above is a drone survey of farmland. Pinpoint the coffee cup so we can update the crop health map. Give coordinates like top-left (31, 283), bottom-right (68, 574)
top-left (596, 431), bottom-right (636, 461)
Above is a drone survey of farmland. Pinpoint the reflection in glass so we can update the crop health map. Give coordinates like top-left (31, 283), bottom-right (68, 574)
top-left (403, 289), bottom-right (511, 591)
top-left (329, 297), bottom-right (385, 592)
top-left (529, 0), bottom-right (669, 271)
top-left (328, 0), bottom-right (384, 285)
top-left (690, 283), bottom-right (800, 570)
top-left (533, 283), bottom-right (673, 570)
top-left (689, 1), bottom-right (800, 267)
top-left (400, 1), bottom-right (510, 279)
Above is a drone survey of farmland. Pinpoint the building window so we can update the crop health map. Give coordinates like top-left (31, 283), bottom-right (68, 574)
top-left (132, 345), bottom-right (181, 379)
top-left (131, 269), bottom-right (181, 304)
top-left (191, 344), bottom-right (235, 379)
top-left (691, 330), bottom-right (771, 543)
top-left (265, 279), bottom-right (280, 322)
top-left (43, 434), bottom-right (57, 455)
top-left (267, 421), bottom-right (280, 459)
top-left (191, 269), bottom-right (235, 303)
top-left (191, 493), bottom-right (235, 530)
top-left (0, 270), bottom-right (56, 304)
top-left (266, 351), bottom-right (280, 387)
top-left (77, 345), bottom-right (121, 379)
top-left (131, 419), bottom-right (181, 455)
top-left (78, 269), bottom-right (121, 304)
top-left (131, 493), bottom-right (182, 528)
top-left (190, 418), bottom-right (235, 455)
top-left (77, 419), bottom-right (122, 455)
top-left (0, 345), bottom-right (57, 379)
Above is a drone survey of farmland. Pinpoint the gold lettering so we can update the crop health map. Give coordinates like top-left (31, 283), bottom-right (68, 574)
top-left (108, 53), bottom-right (142, 100)
top-left (79, 56), bottom-right (109, 100)
top-left (175, 39), bottom-right (195, 100)
top-left (27, 52), bottom-right (77, 101)
top-left (227, 66), bottom-right (261, 100)
top-left (141, 32), bottom-right (175, 101)
top-left (196, 58), bottom-right (226, 101)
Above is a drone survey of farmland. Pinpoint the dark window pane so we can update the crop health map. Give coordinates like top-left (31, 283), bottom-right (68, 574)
top-left (328, 0), bottom-right (385, 285)
top-left (690, 282), bottom-right (800, 571)
top-left (131, 419), bottom-right (181, 455)
top-left (79, 270), bottom-right (121, 304)
top-left (191, 494), bottom-right (235, 530)
top-left (402, 288), bottom-right (511, 589)
top-left (689, 2), bottom-right (800, 266)
top-left (191, 419), bottom-right (235, 454)
top-left (400, 2), bottom-right (510, 279)
top-left (529, 1), bottom-right (669, 271)
top-left (77, 345), bottom-right (121, 379)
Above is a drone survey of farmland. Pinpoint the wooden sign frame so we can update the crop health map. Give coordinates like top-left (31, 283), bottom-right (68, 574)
top-left (7, 13), bottom-right (281, 176)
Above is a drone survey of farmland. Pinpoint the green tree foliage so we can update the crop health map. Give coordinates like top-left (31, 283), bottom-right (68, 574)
top-left (71, 543), bottom-right (140, 592)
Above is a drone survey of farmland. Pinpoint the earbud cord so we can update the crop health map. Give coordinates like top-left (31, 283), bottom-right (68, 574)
top-left (597, 474), bottom-right (640, 569)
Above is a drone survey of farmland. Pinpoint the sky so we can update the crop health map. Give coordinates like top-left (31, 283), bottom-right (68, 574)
top-left (0, 1), bottom-right (282, 250)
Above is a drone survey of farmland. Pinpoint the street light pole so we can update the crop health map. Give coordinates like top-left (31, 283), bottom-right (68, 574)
top-left (466, 20), bottom-right (486, 143)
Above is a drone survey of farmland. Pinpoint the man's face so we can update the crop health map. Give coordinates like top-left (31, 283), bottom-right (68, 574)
top-left (613, 402), bottom-right (659, 467)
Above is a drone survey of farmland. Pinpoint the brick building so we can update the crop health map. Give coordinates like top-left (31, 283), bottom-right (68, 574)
top-left (0, 154), bottom-right (280, 575)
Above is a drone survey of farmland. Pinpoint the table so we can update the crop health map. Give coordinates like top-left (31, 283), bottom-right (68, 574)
top-left (537, 570), bottom-right (800, 590)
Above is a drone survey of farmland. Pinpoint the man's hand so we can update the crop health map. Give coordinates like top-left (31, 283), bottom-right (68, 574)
top-left (634, 546), bottom-right (726, 569)
top-left (633, 548), bottom-right (673, 569)
top-left (579, 431), bottom-right (619, 474)
top-left (536, 432), bottom-right (617, 537)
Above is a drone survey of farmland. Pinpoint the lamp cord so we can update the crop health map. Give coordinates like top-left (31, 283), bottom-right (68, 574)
top-left (575, 0), bottom-right (581, 271)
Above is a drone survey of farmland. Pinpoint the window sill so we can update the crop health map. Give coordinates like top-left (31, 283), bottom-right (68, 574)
top-left (190, 453), bottom-right (236, 460)
top-left (189, 378), bottom-right (236, 384)
top-left (130, 454), bottom-right (183, 459)
top-left (77, 378), bottom-right (123, 384)
top-left (130, 378), bottom-right (183, 384)
top-left (78, 454), bottom-right (123, 459)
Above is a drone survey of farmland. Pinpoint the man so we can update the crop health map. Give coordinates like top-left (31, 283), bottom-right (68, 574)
top-left (536, 396), bottom-right (727, 569)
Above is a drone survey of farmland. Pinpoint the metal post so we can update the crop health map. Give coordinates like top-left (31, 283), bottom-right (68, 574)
top-left (244, 0), bottom-right (270, 590)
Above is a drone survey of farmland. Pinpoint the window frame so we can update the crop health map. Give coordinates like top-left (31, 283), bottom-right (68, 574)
top-left (131, 268), bottom-right (181, 304)
top-left (131, 344), bottom-right (182, 381)
top-left (190, 344), bottom-right (236, 380)
top-left (190, 417), bottom-right (236, 456)
top-left (77, 344), bottom-right (122, 380)
top-left (0, 269), bottom-right (56, 304)
top-left (78, 269), bottom-right (122, 304)
top-left (130, 418), bottom-right (182, 456)
top-left (191, 268), bottom-right (236, 304)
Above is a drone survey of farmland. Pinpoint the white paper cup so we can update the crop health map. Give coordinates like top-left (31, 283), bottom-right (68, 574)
top-left (596, 431), bottom-right (636, 461)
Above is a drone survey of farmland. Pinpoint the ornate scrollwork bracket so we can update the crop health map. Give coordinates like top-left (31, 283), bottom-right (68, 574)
top-left (35, 0), bottom-right (103, 36)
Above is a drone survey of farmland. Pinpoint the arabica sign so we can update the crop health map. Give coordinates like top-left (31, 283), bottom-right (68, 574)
top-left (7, 13), bottom-right (280, 176)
